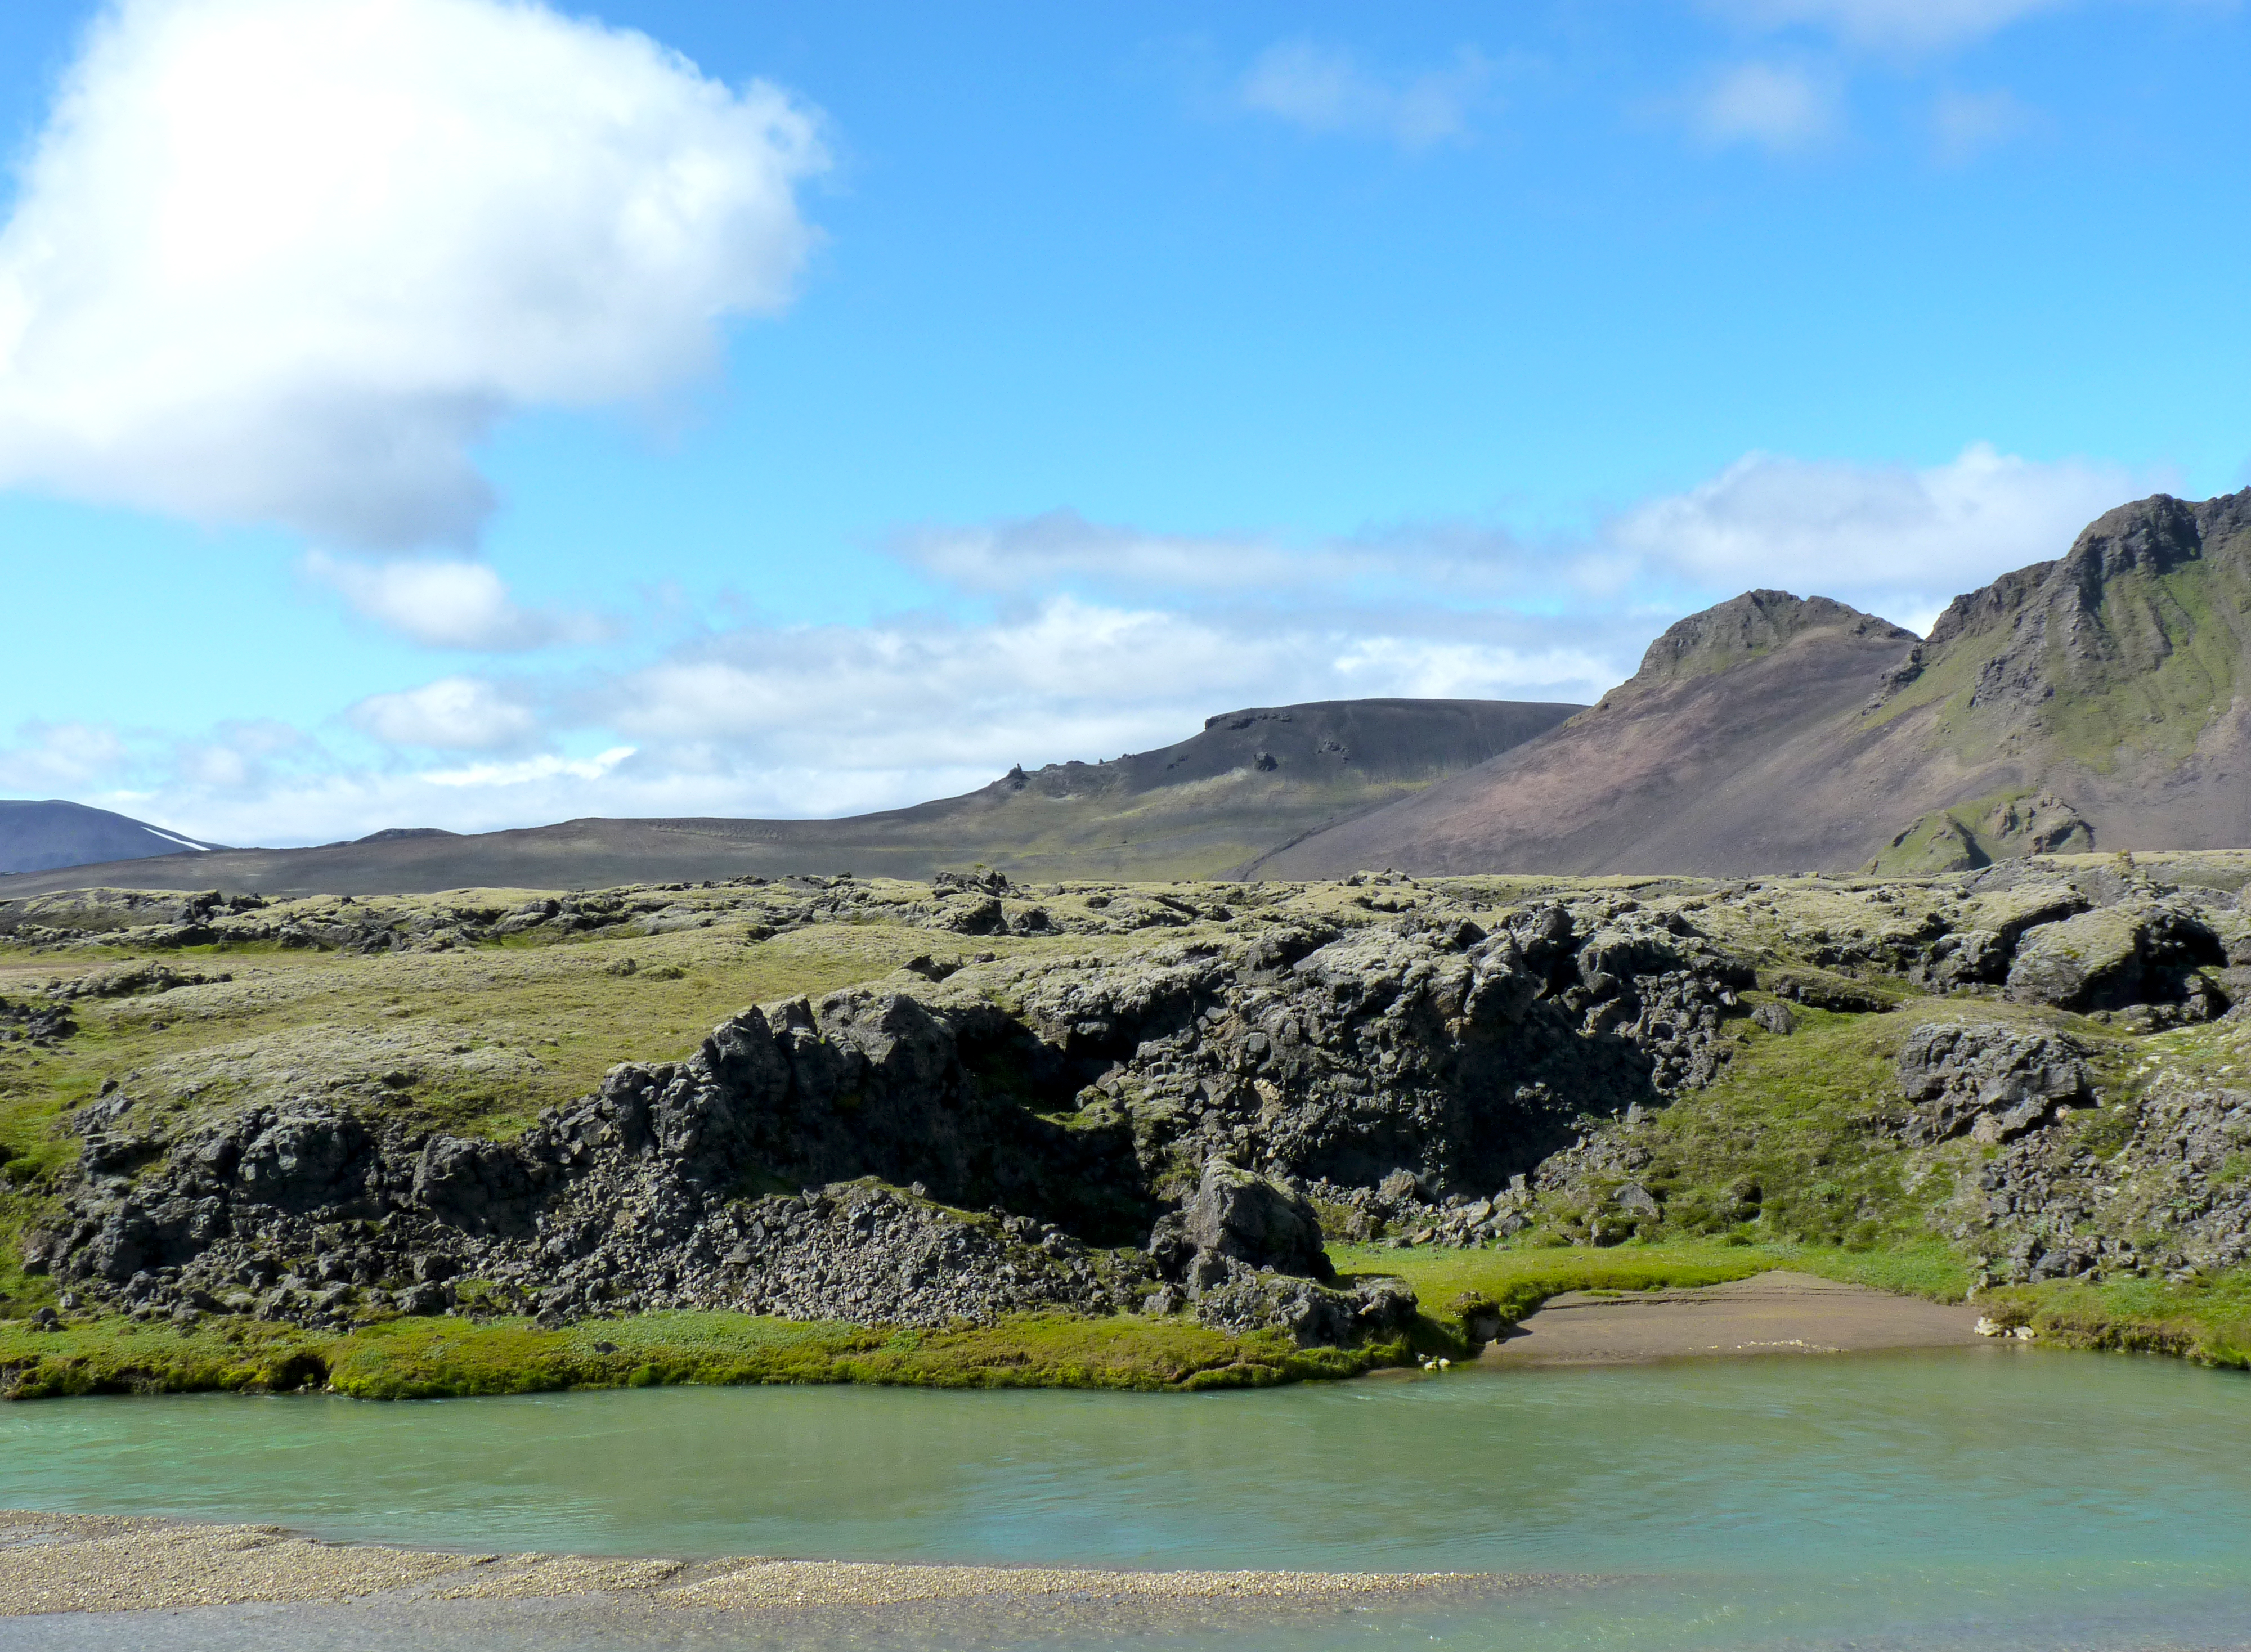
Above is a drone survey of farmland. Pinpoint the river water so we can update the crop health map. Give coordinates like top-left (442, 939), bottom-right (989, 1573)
top-left (5, 1345), bottom-right (2250, 1649)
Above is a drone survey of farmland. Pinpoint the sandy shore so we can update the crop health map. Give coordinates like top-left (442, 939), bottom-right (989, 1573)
top-left (1481, 1270), bottom-right (1988, 1366)
top-left (0, 1510), bottom-right (1518, 1620)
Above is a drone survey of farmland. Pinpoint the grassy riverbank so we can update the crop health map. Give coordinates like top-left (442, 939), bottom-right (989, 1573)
top-left (0, 1305), bottom-right (1410, 1402)
top-left (13, 1236), bottom-right (2245, 1403)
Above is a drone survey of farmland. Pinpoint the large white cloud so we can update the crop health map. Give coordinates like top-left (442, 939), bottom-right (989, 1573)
top-left (0, 0), bottom-right (827, 549)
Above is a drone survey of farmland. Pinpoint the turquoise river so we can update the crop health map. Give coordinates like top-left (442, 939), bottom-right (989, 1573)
top-left (3, 1344), bottom-right (2250, 1650)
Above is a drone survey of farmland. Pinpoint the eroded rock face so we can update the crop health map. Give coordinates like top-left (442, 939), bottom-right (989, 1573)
top-left (1150, 1161), bottom-right (1331, 1282)
top-left (1893, 1024), bottom-right (2094, 1146)
top-left (2006, 903), bottom-right (2226, 1014)
top-left (1946, 1081), bottom-right (2251, 1285)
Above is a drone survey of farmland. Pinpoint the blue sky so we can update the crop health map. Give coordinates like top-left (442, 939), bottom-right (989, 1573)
top-left (1, 0), bottom-right (2245, 845)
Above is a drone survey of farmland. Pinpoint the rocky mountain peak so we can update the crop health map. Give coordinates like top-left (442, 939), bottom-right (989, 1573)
top-left (1886, 488), bottom-right (2251, 735)
top-left (1626, 590), bottom-right (1912, 693)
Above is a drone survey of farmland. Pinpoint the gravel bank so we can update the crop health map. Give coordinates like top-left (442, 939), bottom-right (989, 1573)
top-left (0, 1511), bottom-right (1509, 1618)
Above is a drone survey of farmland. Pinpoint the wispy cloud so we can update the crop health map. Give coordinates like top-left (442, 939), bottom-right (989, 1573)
top-left (306, 553), bottom-right (612, 651)
top-left (0, 0), bottom-right (828, 549)
top-left (348, 676), bottom-right (541, 750)
top-left (0, 721), bottom-right (128, 792)
top-left (1688, 60), bottom-right (1844, 151)
top-left (1604, 442), bottom-right (2147, 631)
top-left (1705, 0), bottom-right (2071, 52)
top-left (1929, 86), bottom-right (2040, 161)
top-left (1239, 41), bottom-right (1495, 150)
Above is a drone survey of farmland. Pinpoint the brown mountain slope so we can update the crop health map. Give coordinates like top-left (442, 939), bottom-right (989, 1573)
top-left (1249, 488), bottom-right (2251, 878)
top-left (0, 697), bottom-right (1577, 899)
top-left (1244, 592), bottom-right (1920, 877)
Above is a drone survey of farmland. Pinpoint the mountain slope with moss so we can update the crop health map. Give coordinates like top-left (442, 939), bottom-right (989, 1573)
top-left (1257, 489), bottom-right (2251, 880)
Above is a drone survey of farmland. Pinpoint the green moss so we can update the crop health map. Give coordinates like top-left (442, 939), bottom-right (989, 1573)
top-left (1862, 810), bottom-right (1988, 877)
top-left (1334, 1242), bottom-right (1769, 1330)
top-left (1864, 547), bottom-right (2251, 776)
top-left (0, 1308), bottom-right (1408, 1402)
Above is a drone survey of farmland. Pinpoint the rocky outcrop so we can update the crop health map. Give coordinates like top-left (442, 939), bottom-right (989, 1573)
top-left (1149, 1161), bottom-right (1331, 1283)
top-left (28, 851), bottom-right (2251, 1350)
top-left (1944, 1078), bottom-right (2251, 1286)
top-left (0, 996), bottom-right (73, 1047)
top-left (24, 886), bottom-right (1774, 1343)
top-left (2006, 901), bottom-right (2227, 1018)
top-left (1892, 1023), bottom-right (2093, 1146)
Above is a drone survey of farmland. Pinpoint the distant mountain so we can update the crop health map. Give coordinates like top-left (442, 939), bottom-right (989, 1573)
top-left (0, 800), bottom-right (226, 876)
top-left (1250, 488), bottom-right (2251, 878)
top-left (0, 697), bottom-right (1580, 897)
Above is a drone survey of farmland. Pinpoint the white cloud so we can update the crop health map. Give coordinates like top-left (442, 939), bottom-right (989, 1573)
top-left (1607, 442), bottom-right (2152, 631)
top-left (21, 446), bottom-right (2165, 845)
top-left (0, 0), bottom-right (827, 549)
top-left (421, 747), bottom-right (635, 789)
top-left (1689, 61), bottom-right (1842, 151)
top-left (349, 676), bottom-right (540, 749)
top-left (1706, 0), bottom-right (2068, 51)
top-left (0, 722), bottom-right (129, 791)
top-left (598, 598), bottom-right (1615, 784)
top-left (307, 552), bottom-right (609, 650)
top-left (1239, 41), bottom-right (1493, 150)
top-left (1929, 86), bottom-right (2039, 161)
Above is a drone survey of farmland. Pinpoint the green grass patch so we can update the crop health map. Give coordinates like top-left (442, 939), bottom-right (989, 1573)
top-left (1978, 1269), bottom-right (2251, 1369)
top-left (0, 1307), bottom-right (1410, 1403)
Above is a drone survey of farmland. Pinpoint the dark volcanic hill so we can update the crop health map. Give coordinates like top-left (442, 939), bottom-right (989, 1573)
top-left (0, 697), bottom-right (1578, 899)
top-left (0, 800), bottom-right (226, 876)
top-left (1251, 488), bottom-right (2251, 878)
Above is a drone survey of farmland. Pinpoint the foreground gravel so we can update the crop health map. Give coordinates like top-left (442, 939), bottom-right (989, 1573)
top-left (0, 1511), bottom-right (1510, 1618)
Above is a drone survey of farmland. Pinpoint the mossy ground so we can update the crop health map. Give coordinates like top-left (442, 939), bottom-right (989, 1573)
top-left (10, 868), bottom-right (2251, 1397)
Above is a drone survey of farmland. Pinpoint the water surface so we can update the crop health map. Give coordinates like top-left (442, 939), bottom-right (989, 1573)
top-left (5, 1346), bottom-right (2249, 1649)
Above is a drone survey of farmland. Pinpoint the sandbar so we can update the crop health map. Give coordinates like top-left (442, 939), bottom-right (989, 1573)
top-left (1481, 1270), bottom-right (1988, 1367)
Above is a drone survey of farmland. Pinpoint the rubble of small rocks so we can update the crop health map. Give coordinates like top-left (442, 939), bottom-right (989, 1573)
top-left (0, 997), bottom-right (74, 1047)
top-left (1941, 1074), bottom-right (2251, 1286)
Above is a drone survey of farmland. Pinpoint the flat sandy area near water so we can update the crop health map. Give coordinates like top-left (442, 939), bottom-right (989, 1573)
top-left (0, 1510), bottom-right (1512, 1621)
top-left (1481, 1271), bottom-right (1988, 1366)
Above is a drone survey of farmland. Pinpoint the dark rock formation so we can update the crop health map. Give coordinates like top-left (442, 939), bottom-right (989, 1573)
top-left (27, 884), bottom-right (1774, 1343)
top-left (1892, 1024), bottom-right (2094, 1146)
